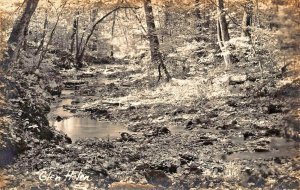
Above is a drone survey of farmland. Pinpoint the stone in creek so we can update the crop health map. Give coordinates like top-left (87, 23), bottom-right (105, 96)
top-left (264, 104), bottom-right (283, 114)
top-left (144, 170), bottom-right (172, 188)
top-left (254, 147), bottom-right (270, 152)
top-left (120, 132), bottom-right (136, 142)
top-left (144, 127), bottom-right (171, 137)
top-left (265, 128), bottom-right (281, 137)
top-left (229, 75), bottom-right (247, 85)
top-left (56, 116), bottom-right (63, 122)
top-left (243, 131), bottom-right (256, 140)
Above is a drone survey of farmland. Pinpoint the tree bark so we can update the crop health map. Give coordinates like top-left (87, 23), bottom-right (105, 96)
top-left (2, 0), bottom-right (39, 71)
top-left (110, 11), bottom-right (117, 58)
top-left (195, 0), bottom-right (202, 40)
top-left (36, 10), bottom-right (63, 69)
top-left (217, 0), bottom-right (230, 41)
top-left (195, 0), bottom-right (201, 20)
top-left (144, 0), bottom-right (171, 81)
top-left (241, 0), bottom-right (253, 37)
top-left (255, 0), bottom-right (260, 27)
top-left (23, 25), bottom-right (29, 51)
top-left (216, 0), bottom-right (232, 69)
top-left (70, 17), bottom-right (77, 54)
top-left (35, 11), bottom-right (48, 55)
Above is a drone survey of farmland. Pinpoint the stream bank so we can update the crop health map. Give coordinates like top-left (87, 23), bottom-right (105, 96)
top-left (1, 59), bottom-right (298, 189)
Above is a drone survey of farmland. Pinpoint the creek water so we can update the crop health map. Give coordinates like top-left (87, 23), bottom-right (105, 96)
top-left (49, 87), bottom-right (128, 141)
top-left (227, 137), bottom-right (300, 160)
top-left (50, 117), bottom-right (128, 141)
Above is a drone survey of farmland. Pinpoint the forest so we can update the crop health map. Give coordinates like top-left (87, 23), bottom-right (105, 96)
top-left (0, 0), bottom-right (299, 189)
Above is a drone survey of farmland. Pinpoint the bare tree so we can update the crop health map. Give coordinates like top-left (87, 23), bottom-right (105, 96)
top-left (194, 0), bottom-right (202, 41)
top-left (241, 0), bottom-right (254, 37)
top-left (70, 12), bottom-right (78, 54)
top-left (110, 11), bottom-right (117, 58)
top-left (2, 0), bottom-right (40, 71)
top-left (35, 0), bottom-right (67, 69)
top-left (74, 5), bottom-right (136, 68)
top-left (216, 0), bottom-right (232, 69)
top-left (35, 11), bottom-right (48, 55)
top-left (144, 0), bottom-right (171, 81)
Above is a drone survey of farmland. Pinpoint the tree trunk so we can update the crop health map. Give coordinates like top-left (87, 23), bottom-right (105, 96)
top-left (255, 0), bottom-right (260, 27)
top-left (2, 0), bottom-right (39, 71)
top-left (195, 0), bottom-right (202, 40)
top-left (143, 0), bottom-right (171, 81)
top-left (36, 1), bottom-right (67, 70)
top-left (241, 0), bottom-right (253, 37)
top-left (36, 15), bottom-right (60, 69)
top-left (110, 11), bottom-right (117, 58)
top-left (203, 0), bottom-right (210, 28)
top-left (216, 0), bottom-right (232, 69)
top-left (75, 12), bottom-right (81, 67)
top-left (195, 0), bottom-right (201, 20)
top-left (70, 18), bottom-right (77, 54)
top-left (164, 1), bottom-right (172, 30)
top-left (23, 25), bottom-right (28, 51)
top-left (35, 12), bottom-right (48, 55)
top-left (217, 0), bottom-right (230, 41)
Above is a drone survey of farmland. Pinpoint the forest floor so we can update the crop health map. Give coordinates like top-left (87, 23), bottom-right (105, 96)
top-left (1, 54), bottom-right (300, 189)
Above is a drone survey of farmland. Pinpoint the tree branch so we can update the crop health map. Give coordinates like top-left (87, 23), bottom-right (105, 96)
top-left (79, 5), bottom-right (140, 60)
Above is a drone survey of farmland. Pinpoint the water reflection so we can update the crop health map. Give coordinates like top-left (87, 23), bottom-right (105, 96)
top-left (52, 99), bottom-right (73, 118)
top-left (227, 137), bottom-right (300, 160)
top-left (50, 117), bottom-right (128, 141)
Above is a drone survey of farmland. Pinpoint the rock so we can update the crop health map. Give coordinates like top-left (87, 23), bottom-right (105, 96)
top-left (64, 137), bottom-right (72, 144)
top-left (188, 163), bottom-right (203, 174)
top-left (94, 109), bottom-right (108, 115)
top-left (71, 99), bottom-right (80, 104)
top-left (172, 108), bottom-right (184, 116)
top-left (226, 100), bottom-right (238, 107)
top-left (180, 153), bottom-right (197, 165)
top-left (47, 88), bottom-right (62, 97)
top-left (128, 124), bottom-right (145, 132)
top-left (0, 148), bottom-right (16, 166)
top-left (91, 166), bottom-right (108, 177)
top-left (120, 132), bottom-right (136, 142)
top-left (265, 128), bottom-right (281, 137)
top-left (243, 131), bottom-right (255, 140)
top-left (107, 83), bottom-right (118, 90)
top-left (185, 120), bottom-right (194, 129)
top-left (144, 170), bottom-right (172, 187)
top-left (246, 175), bottom-right (266, 188)
top-left (77, 73), bottom-right (95, 79)
top-left (229, 75), bottom-right (247, 85)
top-left (273, 176), bottom-right (299, 189)
top-left (56, 116), bottom-right (63, 122)
top-left (254, 147), bottom-right (269, 152)
top-left (217, 123), bottom-right (236, 130)
top-left (86, 108), bottom-right (108, 116)
top-left (247, 75), bottom-right (257, 82)
top-left (152, 162), bottom-right (178, 174)
top-left (109, 182), bottom-right (156, 190)
top-left (63, 80), bottom-right (85, 89)
top-left (274, 157), bottom-right (283, 164)
top-left (203, 141), bottom-right (214, 145)
top-left (187, 109), bottom-right (198, 114)
top-left (196, 136), bottom-right (217, 145)
top-left (207, 112), bottom-right (218, 118)
top-left (192, 117), bottom-right (207, 125)
top-left (144, 127), bottom-right (170, 137)
top-left (103, 160), bottom-right (118, 170)
top-left (264, 104), bottom-right (283, 114)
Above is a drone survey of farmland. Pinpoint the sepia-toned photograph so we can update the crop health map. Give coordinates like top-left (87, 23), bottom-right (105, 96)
top-left (0, 0), bottom-right (299, 189)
